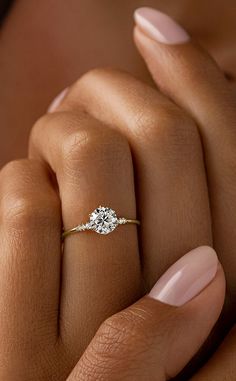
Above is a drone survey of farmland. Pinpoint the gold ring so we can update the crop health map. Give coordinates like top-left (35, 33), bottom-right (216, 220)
top-left (62, 206), bottom-right (140, 239)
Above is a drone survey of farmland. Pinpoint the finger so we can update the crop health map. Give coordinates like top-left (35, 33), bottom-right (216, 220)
top-left (0, 159), bottom-right (61, 352)
top-left (54, 68), bottom-right (212, 289)
top-left (191, 325), bottom-right (236, 380)
top-left (134, 8), bottom-right (236, 298)
top-left (67, 247), bottom-right (225, 381)
top-left (29, 111), bottom-right (141, 353)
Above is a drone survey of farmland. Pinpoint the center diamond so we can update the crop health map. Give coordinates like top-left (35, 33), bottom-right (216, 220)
top-left (89, 206), bottom-right (118, 235)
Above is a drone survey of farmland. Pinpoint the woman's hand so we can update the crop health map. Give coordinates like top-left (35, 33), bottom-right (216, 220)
top-left (0, 7), bottom-right (235, 380)
top-left (0, 59), bottom-right (212, 378)
top-left (66, 247), bottom-right (225, 381)
top-left (54, 4), bottom-right (236, 352)
top-left (0, 48), bottom-right (214, 381)
top-left (51, 8), bottom-right (236, 378)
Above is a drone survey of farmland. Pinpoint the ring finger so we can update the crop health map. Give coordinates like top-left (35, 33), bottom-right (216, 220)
top-left (57, 69), bottom-right (212, 288)
top-left (29, 110), bottom-right (141, 354)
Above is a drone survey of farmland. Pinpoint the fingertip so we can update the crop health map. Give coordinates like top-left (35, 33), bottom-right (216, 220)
top-left (133, 7), bottom-right (190, 45)
top-left (149, 246), bottom-right (220, 307)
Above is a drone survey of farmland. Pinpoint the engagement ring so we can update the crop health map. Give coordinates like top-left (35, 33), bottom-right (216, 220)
top-left (62, 206), bottom-right (140, 239)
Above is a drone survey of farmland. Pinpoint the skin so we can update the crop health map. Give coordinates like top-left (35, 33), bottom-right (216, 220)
top-left (0, 0), bottom-right (235, 380)
top-left (0, 67), bottom-right (228, 379)
top-left (67, 268), bottom-right (226, 381)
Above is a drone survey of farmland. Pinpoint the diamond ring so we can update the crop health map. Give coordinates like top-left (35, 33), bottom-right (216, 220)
top-left (62, 206), bottom-right (140, 239)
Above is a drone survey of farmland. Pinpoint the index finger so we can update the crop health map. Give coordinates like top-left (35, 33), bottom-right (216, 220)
top-left (134, 7), bottom-right (236, 296)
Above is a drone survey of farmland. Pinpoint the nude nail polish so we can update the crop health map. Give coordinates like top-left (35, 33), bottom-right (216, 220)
top-left (48, 87), bottom-right (69, 113)
top-left (149, 246), bottom-right (218, 306)
top-left (134, 8), bottom-right (190, 45)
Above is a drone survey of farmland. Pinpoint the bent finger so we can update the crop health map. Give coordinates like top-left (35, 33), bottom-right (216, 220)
top-left (52, 68), bottom-right (212, 290)
top-left (134, 7), bottom-right (236, 297)
top-left (29, 111), bottom-right (141, 354)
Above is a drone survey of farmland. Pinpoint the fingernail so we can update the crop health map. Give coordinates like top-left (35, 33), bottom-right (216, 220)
top-left (149, 246), bottom-right (218, 306)
top-left (134, 8), bottom-right (190, 45)
top-left (48, 87), bottom-right (69, 113)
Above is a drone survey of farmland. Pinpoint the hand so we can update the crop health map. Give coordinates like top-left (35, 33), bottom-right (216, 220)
top-left (0, 7), bottom-right (234, 380)
top-left (52, 4), bottom-right (236, 358)
top-left (66, 246), bottom-right (225, 381)
top-left (0, 58), bottom-right (212, 380)
top-left (0, 62), bottom-right (208, 378)
top-left (49, 7), bottom-right (236, 377)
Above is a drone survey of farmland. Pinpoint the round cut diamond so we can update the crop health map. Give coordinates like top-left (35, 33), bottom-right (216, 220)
top-left (89, 206), bottom-right (118, 234)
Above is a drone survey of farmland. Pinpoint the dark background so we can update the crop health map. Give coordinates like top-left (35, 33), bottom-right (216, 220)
top-left (0, 0), bottom-right (13, 24)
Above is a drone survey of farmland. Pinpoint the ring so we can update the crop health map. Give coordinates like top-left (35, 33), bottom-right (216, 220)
top-left (62, 206), bottom-right (140, 239)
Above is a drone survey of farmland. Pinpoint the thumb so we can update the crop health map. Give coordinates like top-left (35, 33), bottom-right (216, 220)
top-left (67, 247), bottom-right (225, 381)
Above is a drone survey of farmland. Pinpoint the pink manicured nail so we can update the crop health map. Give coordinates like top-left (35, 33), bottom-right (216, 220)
top-left (48, 87), bottom-right (69, 113)
top-left (134, 8), bottom-right (190, 45)
top-left (149, 246), bottom-right (218, 306)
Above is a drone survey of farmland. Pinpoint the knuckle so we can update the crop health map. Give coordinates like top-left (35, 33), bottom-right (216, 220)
top-left (61, 129), bottom-right (91, 166)
top-left (77, 67), bottom-right (115, 86)
top-left (29, 113), bottom-right (59, 156)
top-left (134, 104), bottom-right (198, 148)
top-left (0, 160), bottom-right (59, 230)
top-left (30, 112), bottom-right (77, 152)
top-left (1, 193), bottom-right (50, 229)
top-left (61, 127), bottom-right (130, 174)
top-left (30, 113), bottom-right (51, 145)
top-left (0, 159), bottom-right (27, 180)
top-left (2, 194), bottom-right (37, 228)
